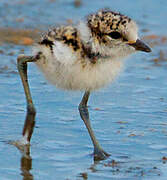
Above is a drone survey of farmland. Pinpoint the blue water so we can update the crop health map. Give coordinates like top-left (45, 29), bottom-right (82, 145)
top-left (0, 0), bottom-right (167, 179)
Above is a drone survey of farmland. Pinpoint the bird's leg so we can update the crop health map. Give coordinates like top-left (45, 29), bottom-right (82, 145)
top-left (78, 91), bottom-right (110, 161)
top-left (17, 54), bottom-right (38, 145)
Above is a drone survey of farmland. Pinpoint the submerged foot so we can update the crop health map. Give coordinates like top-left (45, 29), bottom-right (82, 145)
top-left (94, 147), bottom-right (110, 161)
top-left (8, 137), bottom-right (30, 156)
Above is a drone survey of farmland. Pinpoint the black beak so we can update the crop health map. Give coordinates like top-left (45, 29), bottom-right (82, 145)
top-left (128, 39), bottom-right (151, 53)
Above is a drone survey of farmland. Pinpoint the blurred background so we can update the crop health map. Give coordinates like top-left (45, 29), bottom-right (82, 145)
top-left (0, 0), bottom-right (167, 179)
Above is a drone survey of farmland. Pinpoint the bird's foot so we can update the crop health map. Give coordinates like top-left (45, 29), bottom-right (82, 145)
top-left (94, 147), bottom-right (110, 161)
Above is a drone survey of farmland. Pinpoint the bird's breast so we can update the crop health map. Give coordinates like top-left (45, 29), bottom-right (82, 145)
top-left (35, 50), bottom-right (123, 91)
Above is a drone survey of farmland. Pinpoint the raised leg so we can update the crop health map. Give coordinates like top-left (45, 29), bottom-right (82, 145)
top-left (78, 91), bottom-right (110, 161)
top-left (17, 54), bottom-right (38, 145)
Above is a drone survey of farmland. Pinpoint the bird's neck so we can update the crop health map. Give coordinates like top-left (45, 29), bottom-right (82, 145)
top-left (77, 21), bottom-right (110, 63)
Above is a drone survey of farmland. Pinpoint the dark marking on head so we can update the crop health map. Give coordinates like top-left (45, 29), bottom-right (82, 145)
top-left (87, 9), bottom-right (133, 45)
top-left (116, 19), bottom-right (121, 27)
top-left (102, 39), bottom-right (107, 43)
top-left (110, 24), bottom-right (113, 29)
top-left (122, 20), bottom-right (126, 25)
top-left (101, 17), bottom-right (104, 21)
top-left (72, 31), bottom-right (77, 37)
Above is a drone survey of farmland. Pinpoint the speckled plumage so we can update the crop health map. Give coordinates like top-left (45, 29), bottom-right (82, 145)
top-left (87, 10), bottom-right (133, 43)
top-left (32, 10), bottom-right (144, 91)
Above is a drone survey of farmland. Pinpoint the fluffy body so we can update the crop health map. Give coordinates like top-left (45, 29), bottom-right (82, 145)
top-left (33, 10), bottom-right (138, 91)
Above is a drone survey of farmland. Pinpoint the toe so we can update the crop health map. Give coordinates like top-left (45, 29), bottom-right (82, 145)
top-left (94, 148), bottom-right (110, 161)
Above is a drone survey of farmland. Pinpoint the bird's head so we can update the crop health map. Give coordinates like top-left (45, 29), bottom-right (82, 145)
top-left (85, 10), bottom-right (151, 59)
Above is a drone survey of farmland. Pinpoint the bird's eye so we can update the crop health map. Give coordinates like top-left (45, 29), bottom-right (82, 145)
top-left (108, 31), bottom-right (122, 39)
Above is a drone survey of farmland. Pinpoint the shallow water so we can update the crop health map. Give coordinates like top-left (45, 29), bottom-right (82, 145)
top-left (0, 0), bottom-right (167, 179)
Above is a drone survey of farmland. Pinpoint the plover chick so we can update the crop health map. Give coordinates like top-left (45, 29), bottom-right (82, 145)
top-left (16, 9), bottom-right (151, 160)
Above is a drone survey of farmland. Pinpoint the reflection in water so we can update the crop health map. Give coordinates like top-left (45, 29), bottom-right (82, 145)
top-left (7, 140), bottom-right (34, 179)
top-left (89, 160), bottom-right (102, 173)
top-left (20, 146), bottom-right (33, 180)
top-left (78, 157), bottom-right (162, 179)
top-left (79, 159), bottom-right (105, 179)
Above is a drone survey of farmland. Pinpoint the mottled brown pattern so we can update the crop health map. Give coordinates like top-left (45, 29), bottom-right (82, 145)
top-left (39, 9), bottom-right (133, 64)
top-left (87, 9), bottom-right (131, 44)
top-left (40, 26), bottom-right (82, 53)
top-left (39, 25), bottom-right (100, 63)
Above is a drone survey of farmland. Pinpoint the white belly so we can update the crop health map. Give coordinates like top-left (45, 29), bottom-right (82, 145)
top-left (36, 59), bottom-right (123, 91)
top-left (33, 45), bottom-right (124, 91)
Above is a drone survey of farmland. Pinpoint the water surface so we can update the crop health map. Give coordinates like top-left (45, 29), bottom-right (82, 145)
top-left (0, 0), bottom-right (167, 179)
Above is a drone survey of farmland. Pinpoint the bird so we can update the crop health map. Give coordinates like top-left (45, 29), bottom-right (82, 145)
top-left (16, 9), bottom-right (151, 161)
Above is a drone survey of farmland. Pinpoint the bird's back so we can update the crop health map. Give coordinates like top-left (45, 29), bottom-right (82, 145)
top-left (39, 26), bottom-right (85, 55)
